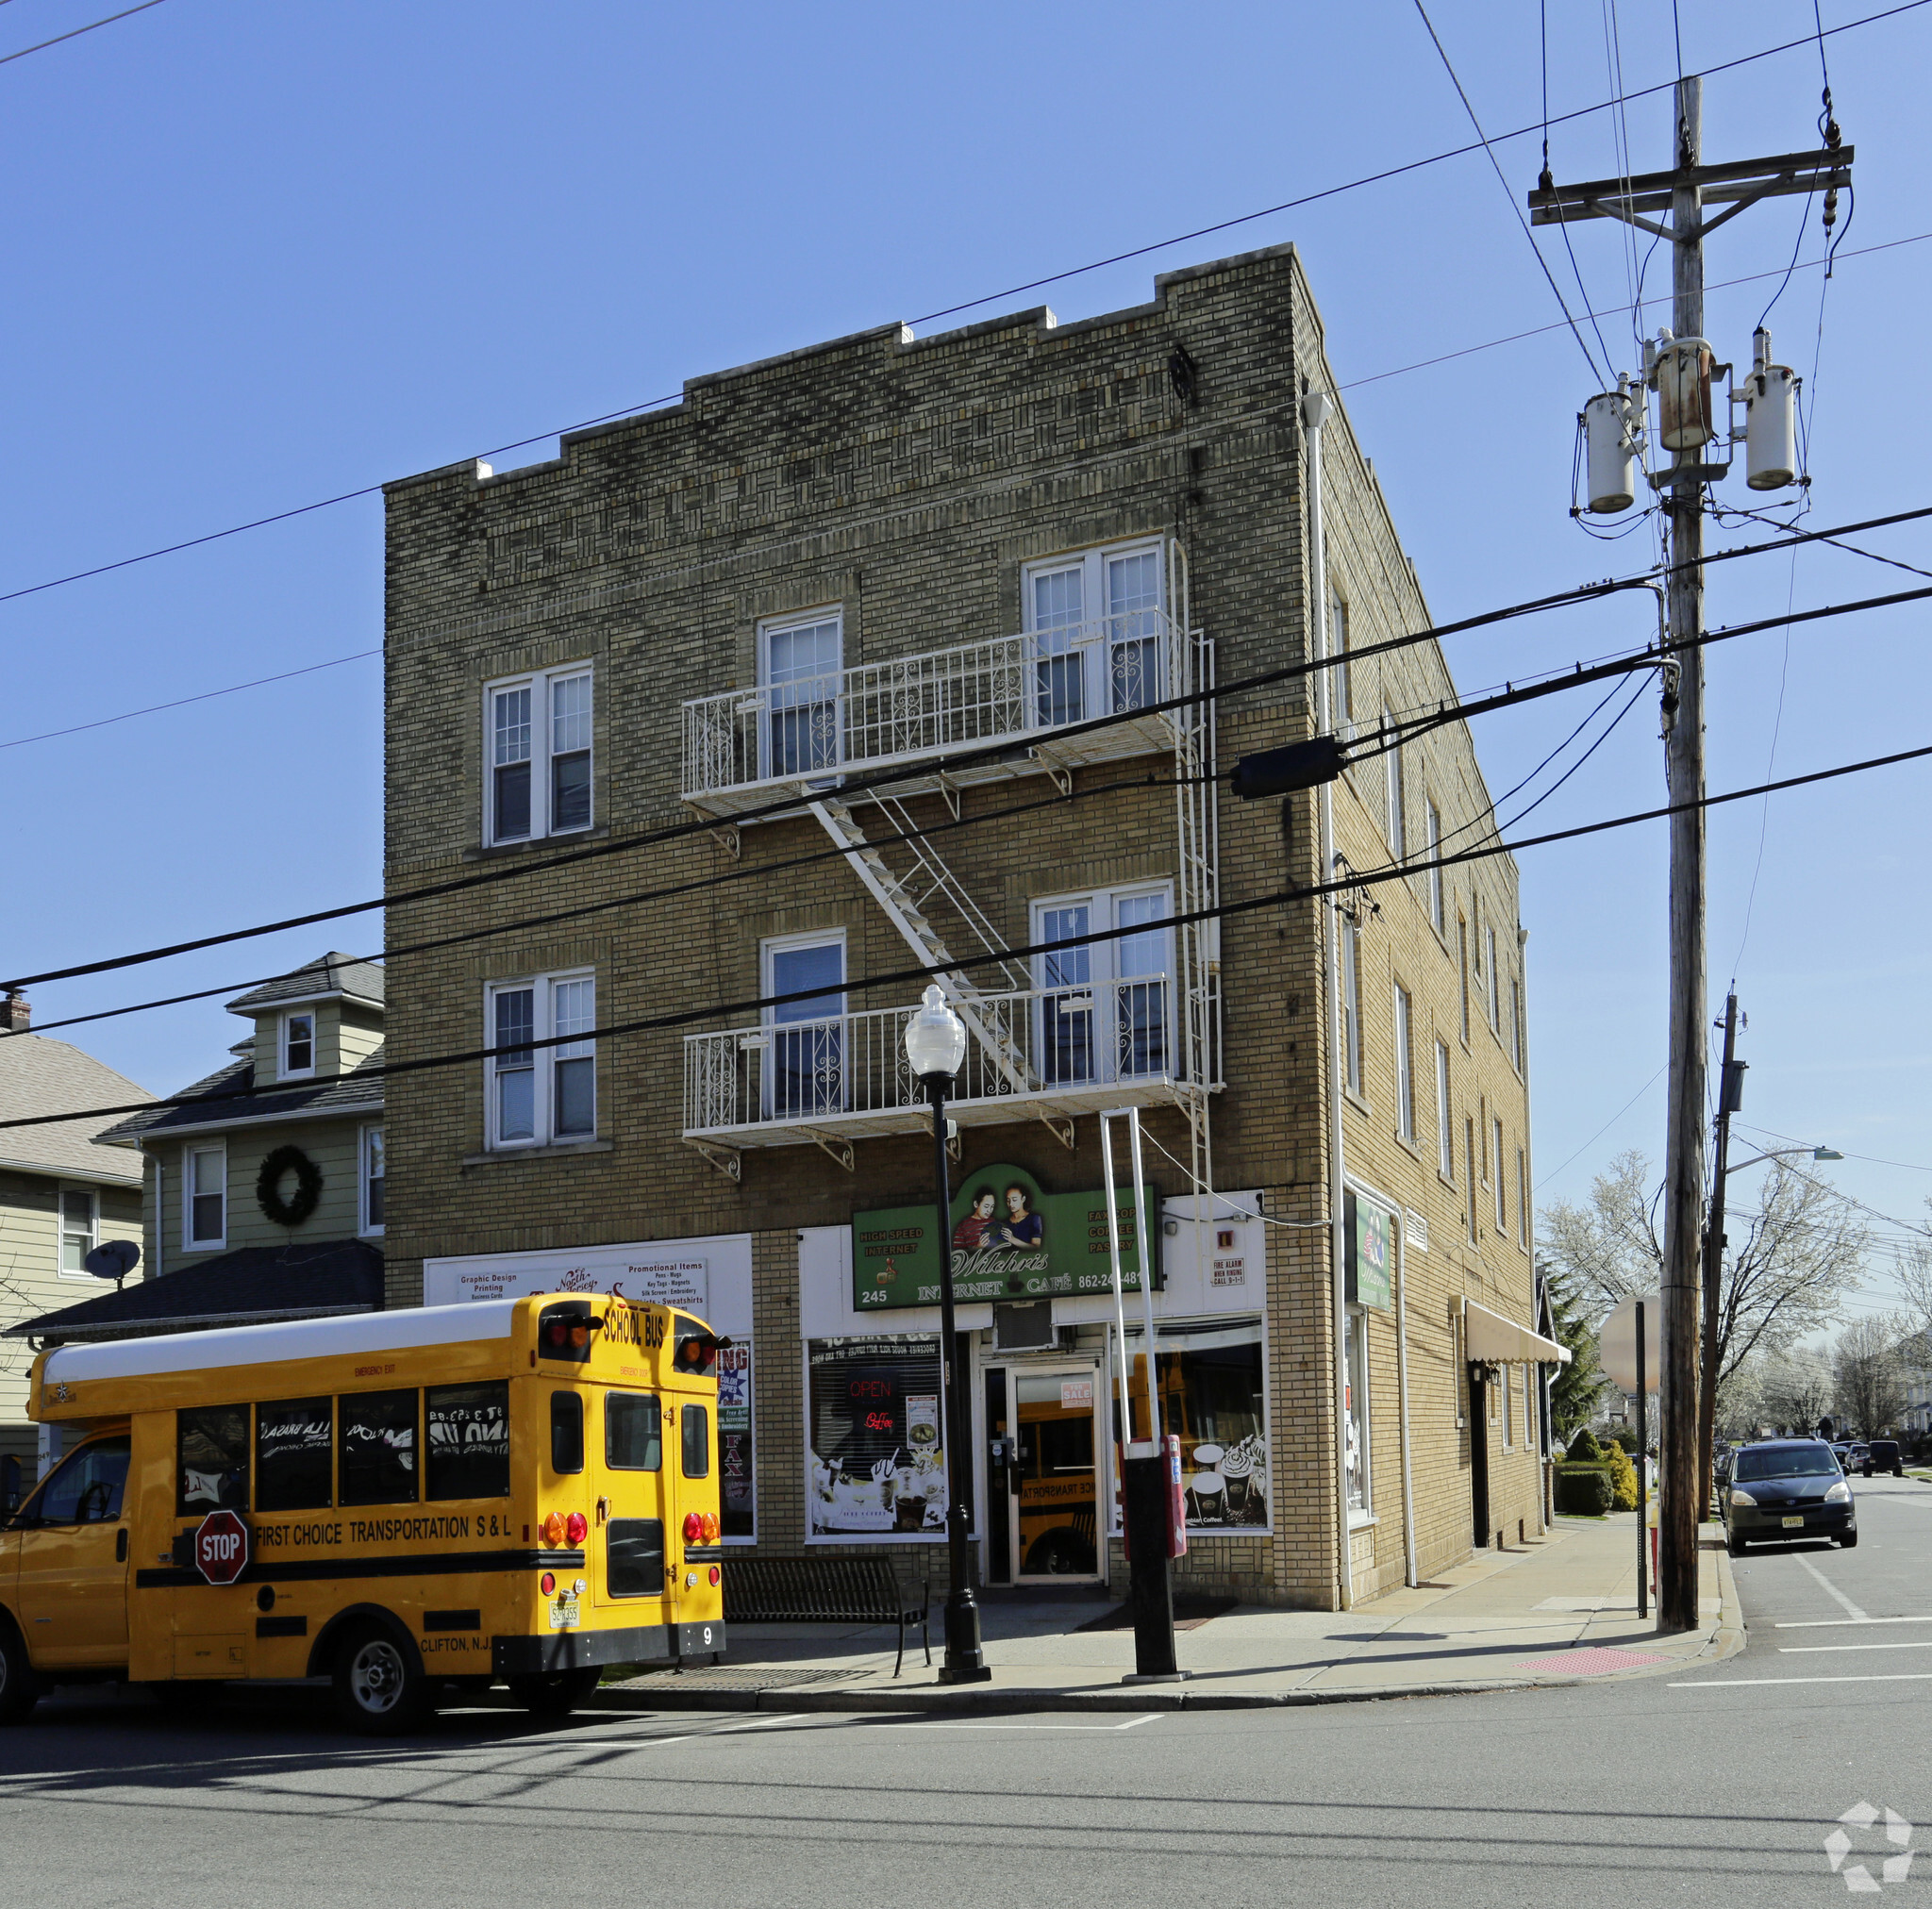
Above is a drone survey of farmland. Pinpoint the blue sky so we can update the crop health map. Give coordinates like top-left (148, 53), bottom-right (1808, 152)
top-left (4, 0), bottom-right (1929, 1314)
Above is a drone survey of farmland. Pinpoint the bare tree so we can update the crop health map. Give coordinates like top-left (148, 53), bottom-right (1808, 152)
top-left (1833, 1315), bottom-right (1912, 1438)
top-left (1758, 1346), bottom-right (1835, 1436)
top-left (1542, 1153), bottom-right (1867, 1502)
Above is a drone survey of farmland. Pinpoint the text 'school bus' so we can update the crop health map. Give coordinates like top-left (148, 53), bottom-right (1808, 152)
top-left (0, 1294), bottom-right (726, 1734)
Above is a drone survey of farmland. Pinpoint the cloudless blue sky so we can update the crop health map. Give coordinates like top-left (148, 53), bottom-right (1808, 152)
top-left (5, 0), bottom-right (1929, 1314)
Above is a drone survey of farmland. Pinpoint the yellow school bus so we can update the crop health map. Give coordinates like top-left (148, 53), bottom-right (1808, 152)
top-left (0, 1293), bottom-right (725, 1733)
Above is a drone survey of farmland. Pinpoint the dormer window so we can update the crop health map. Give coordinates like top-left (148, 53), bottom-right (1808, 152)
top-left (283, 1012), bottom-right (315, 1079)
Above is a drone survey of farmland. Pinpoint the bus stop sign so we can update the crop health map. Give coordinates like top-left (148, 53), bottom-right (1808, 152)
top-left (194, 1510), bottom-right (249, 1585)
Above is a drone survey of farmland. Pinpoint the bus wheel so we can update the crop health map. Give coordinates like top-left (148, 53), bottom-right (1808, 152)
top-left (0, 1620), bottom-right (39, 1723)
top-left (508, 1668), bottom-right (602, 1718)
top-left (331, 1622), bottom-right (431, 1735)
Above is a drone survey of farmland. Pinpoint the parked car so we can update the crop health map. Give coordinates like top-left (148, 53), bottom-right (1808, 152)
top-left (1721, 1438), bottom-right (1857, 1555)
top-left (1863, 1439), bottom-right (1904, 1478)
top-left (1848, 1442), bottom-right (1871, 1468)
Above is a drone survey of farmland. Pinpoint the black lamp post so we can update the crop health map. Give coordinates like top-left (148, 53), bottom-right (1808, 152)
top-left (904, 984), bottom-right (991, 1685)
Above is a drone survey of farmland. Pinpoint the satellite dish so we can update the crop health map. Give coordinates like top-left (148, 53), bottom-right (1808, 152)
top-left (84, 1238), bottom-right (141, 1289)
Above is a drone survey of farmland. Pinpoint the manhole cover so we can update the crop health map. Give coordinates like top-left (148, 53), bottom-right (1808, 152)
top-left (1514, 1647), bottom-right (1669, 1677)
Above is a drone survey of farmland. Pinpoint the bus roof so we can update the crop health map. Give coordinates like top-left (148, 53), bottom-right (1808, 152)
top-left (42, 1299), bottom-right (524, 1387)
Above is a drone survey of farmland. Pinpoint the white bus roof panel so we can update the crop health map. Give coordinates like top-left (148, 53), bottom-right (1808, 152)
top-left (42, 1300), bottom-right (523, 1387)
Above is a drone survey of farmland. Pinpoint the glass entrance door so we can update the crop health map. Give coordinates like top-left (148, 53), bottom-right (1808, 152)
top-left (986, 1365), bottom-right (1102, 1583)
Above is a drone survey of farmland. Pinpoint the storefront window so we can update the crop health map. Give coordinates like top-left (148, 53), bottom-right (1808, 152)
top-left (807, 1335), bottom-right (945, 1539)
top-left (718, 1341), bottom-right (755, 1541)
top-left (1115, 1319), bottom-right (1268, 1531)
top-left (1344, 1308), bottom-right (1370, 1514)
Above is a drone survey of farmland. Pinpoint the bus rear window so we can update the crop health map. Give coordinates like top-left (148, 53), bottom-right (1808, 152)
top-left (551, 1391), bottom-right (585, 1474)
top-left (426, 1382), bottom-right (510, 1500)
top-left (177, 1406), bottom-right (249, 1517)
top-left (257, 1397), bottom-right (332, 1512)
top-left (681, 1403), bottom-right (710, 1479)
top-left (606, 1392), bottom-right (661, 1471)
top-left (340, 1389), bottom-right (418, 1505)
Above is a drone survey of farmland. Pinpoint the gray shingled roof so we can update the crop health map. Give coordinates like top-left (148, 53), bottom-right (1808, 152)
top-left (6, 1239), bottom-right (383, 1341)
top-left (99, 1045), bottom-right (385, 1144)
top-left (225, 950), bottom-right (385, 1017)
top-left (0, 1034), bottom-right (151, 1184)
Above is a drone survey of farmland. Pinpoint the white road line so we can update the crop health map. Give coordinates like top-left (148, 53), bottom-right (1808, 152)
top-left (712, 1714), bottom-right (807, 1731)
top-left (1796, 1553), bottom-right (1868, 1621)
top-left (879, 1715), bottom-right (1163, 1731)
top-left (1779, 1640), bottom-right (1932, 1653)
top-left (1774, 1616), bottom-right (1932, 1629)
top-left (1671, 1673), bottom-right (1932, 1688)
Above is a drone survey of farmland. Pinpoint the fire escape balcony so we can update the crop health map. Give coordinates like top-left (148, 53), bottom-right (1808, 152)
top-left (682, 976), bottom-right (1208, 1172)
top-left (679, 613), bottom-right (1193, 819)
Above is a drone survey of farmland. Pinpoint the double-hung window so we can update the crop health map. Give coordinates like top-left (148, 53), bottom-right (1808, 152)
top-left (760, 610), bottom-right (843, 780)
top-left (1024, 540), bottom-right (1165, 729)
top-left (1435, 1041), bottom-right (1454, 1180)
top-left (1384, 709), bottom-right (1406, 857)
top-left (1034, 885), bottom-right (1173, 1087)
top-left (58, 1188), bottom-right (97, 1276)
top-left (1494, 1119), bottom-right (1508, 1232)
top-left (281, 1011), bottom-right (314, 1080)
top-left (487, 972), bottom-right (597, 1148)
top-left (185, 1145), bottom-right (225, 1250)
top-left (1486, 927), bottom-right (1501, 1032)
top-left (1426, 799), bottom-right (1444, 931)
top-left (1340, 915), bottom-right (1364, 1098)
top-left (360, 1124), bottom-right (386, 1236)
top-left (1392, 986), bottom-right (1415, 1142)
top-left (762, 934), bottom-right (846, 1118)
top-left (1510, 975), bottom-right (1524, 1071)
top-left (1330, 590), bottom-right (1353, 735)
top-left (486, 665), bottom-right (593, 844)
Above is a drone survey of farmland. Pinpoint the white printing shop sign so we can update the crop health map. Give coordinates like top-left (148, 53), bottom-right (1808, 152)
top-left (424, 1243), bottom-right (709, 1313)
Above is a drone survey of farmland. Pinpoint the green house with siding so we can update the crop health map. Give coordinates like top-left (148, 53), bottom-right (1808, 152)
top-left (8, 953), bottom-right (387, 1354)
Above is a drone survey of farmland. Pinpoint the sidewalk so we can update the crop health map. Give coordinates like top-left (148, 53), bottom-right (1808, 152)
top-left (603, 1513), bottom-right (1742, 1715)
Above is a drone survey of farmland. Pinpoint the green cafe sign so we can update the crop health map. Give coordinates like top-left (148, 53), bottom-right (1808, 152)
top-left (852, 1163), bottom-right (1160, 1312)
top-left (1345, 1189), bottom-right (1393, 1311)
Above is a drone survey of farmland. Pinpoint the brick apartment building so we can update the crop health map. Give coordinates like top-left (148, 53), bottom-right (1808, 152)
top-left (378, 242), bottom-right (1557, 1609)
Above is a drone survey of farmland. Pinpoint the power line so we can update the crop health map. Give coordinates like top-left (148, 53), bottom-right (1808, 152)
top-left (0, 0), bottom-right (165, 69)
top-left (12, 522), bottom-right (1924, 996)
top-left (10, 731), bottom-right (1932, 1135)
top-left (1, 4), bottom-right (1924, 627)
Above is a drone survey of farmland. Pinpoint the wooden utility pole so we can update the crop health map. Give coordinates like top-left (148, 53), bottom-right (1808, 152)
top-left (1699, 991), bottom-right (1742, 1516)
top-left (1530, 78), bottom-right (1851, 1635)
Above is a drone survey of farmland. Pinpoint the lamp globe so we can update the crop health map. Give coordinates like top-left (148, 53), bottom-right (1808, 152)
top-left (904, 984), bottom-right (967, 1080)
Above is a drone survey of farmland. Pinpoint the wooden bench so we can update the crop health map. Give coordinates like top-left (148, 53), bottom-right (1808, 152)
top-left (723, 1554), bottom-right (932, 1677)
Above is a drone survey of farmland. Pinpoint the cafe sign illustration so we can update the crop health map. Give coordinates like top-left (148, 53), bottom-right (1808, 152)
top-left (851, 1164), bottom-right (1160, 1310)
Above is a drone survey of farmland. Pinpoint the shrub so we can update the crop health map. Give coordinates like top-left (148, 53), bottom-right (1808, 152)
top-left (1603, 1441), bottom-right (1638, 1511)
top-left (1556, 1464), bottom-right (1614, 1517)
top-left (1606, 1425), bottom-right (1641, 1454)
top-left (1566, 1428), bottom-right (1605, 1464)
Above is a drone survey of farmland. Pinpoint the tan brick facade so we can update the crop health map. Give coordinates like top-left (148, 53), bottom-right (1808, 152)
top-left (381, 243), bottom-right (1541, 1608)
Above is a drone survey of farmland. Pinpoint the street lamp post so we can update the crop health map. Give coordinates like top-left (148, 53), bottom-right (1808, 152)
top-left (904, 985), bottom-right (991, 1685)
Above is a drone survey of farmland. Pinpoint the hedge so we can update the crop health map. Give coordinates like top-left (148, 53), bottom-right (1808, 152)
top-left (1555, 1463), bottom-right (1614, 1518)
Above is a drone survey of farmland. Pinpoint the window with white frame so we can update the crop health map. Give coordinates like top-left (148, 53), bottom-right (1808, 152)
top-left (1393, 985), bottom-right (1414, 1142)
top-left (360, 1124), bottom-right (385, 1236)
top-left (1330, 590), bottom-right (1353, 734)
top-left (1511, 974), bottom-right (1524, 1071)
top-left (1340, 914), bottom-right (1364, 1098)
top-left (759, 610), bottom-right (843, 779)
top-left (1465, 1118), bottom-right (1479, 1241)
top-left (185, 1145), bottom-right (225, 1249)
top-left (1486, 926), bottom-right (1500, 1031)
top-left (58, 1188), bottom-right (97, 1276)
top-left (1034, 885), bottom-right (1173, 1086)
top-left (1384, 710), bottom-right (1407, 857)
top-left (1024, 540), bottom-right (1165, 728)
top-left (761, 933), bottom-right (846, 1118)
top-left (487, 972), bottom-right (597, 1148)
top-left (1436, 1040), bottom-right (1454, 1179)
top-left (1457, 916), bottom-right (1471, 1044)
top-left (281, 1011), bottom-right (315, 1080)
top-left (486, 665), bottom-right (593, 845)
top-left (1518, 1147), bottom-right (1529, 1245)
top-left (1426, 798), bottom-right (1444, 931)
top-left (1343, 1306), bottom-right (1371, 1513)
top-left (1494, 1118), bottom-right (1507, 1232)
top-left (1503, 1362), bottom-right (1514, 1449)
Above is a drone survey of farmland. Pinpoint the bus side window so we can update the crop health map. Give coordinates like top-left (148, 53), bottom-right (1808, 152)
top-left (681, 1404), bottom-right (709, 1480)
top-left (551, 1391), bottom-right (584, 1474)
top-left (425, 1381), bottom-right (510, 1501)
top-left (340, 1388), bottom-right (419, 1506)
top-left (606, 1393), bottom-right (660, 1471)
top-left (257, 1397), bottom-right (333, 1511)
top-left (177, 1406), bottom-right (249, 1517)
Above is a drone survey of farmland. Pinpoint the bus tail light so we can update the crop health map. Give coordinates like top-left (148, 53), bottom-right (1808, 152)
top-left (701, 1512), bottom-right (720, 1543)
top-left (682, 1512), bottom-right (704, 1543)
top-left (541, 1511), bottom-right (566, 1547)
top-left (708, 1567), bottom-right (721, 1586)
top-left (540, 1571), bottom-right (557, 1596)
top-left (565, 1511), bottom-right (589, 1546)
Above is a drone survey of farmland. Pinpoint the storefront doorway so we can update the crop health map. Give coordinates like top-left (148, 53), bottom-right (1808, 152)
top-left (983, 1363), bottom-right (1103, 1584)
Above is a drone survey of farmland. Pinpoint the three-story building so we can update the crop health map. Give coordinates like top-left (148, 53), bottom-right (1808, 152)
top-left (379, 243), bottom-right (1557, 1606)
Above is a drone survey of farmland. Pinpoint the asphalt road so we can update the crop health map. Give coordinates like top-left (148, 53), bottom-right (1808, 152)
top-left (3, 1483), bottom-right (1929, 1908)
